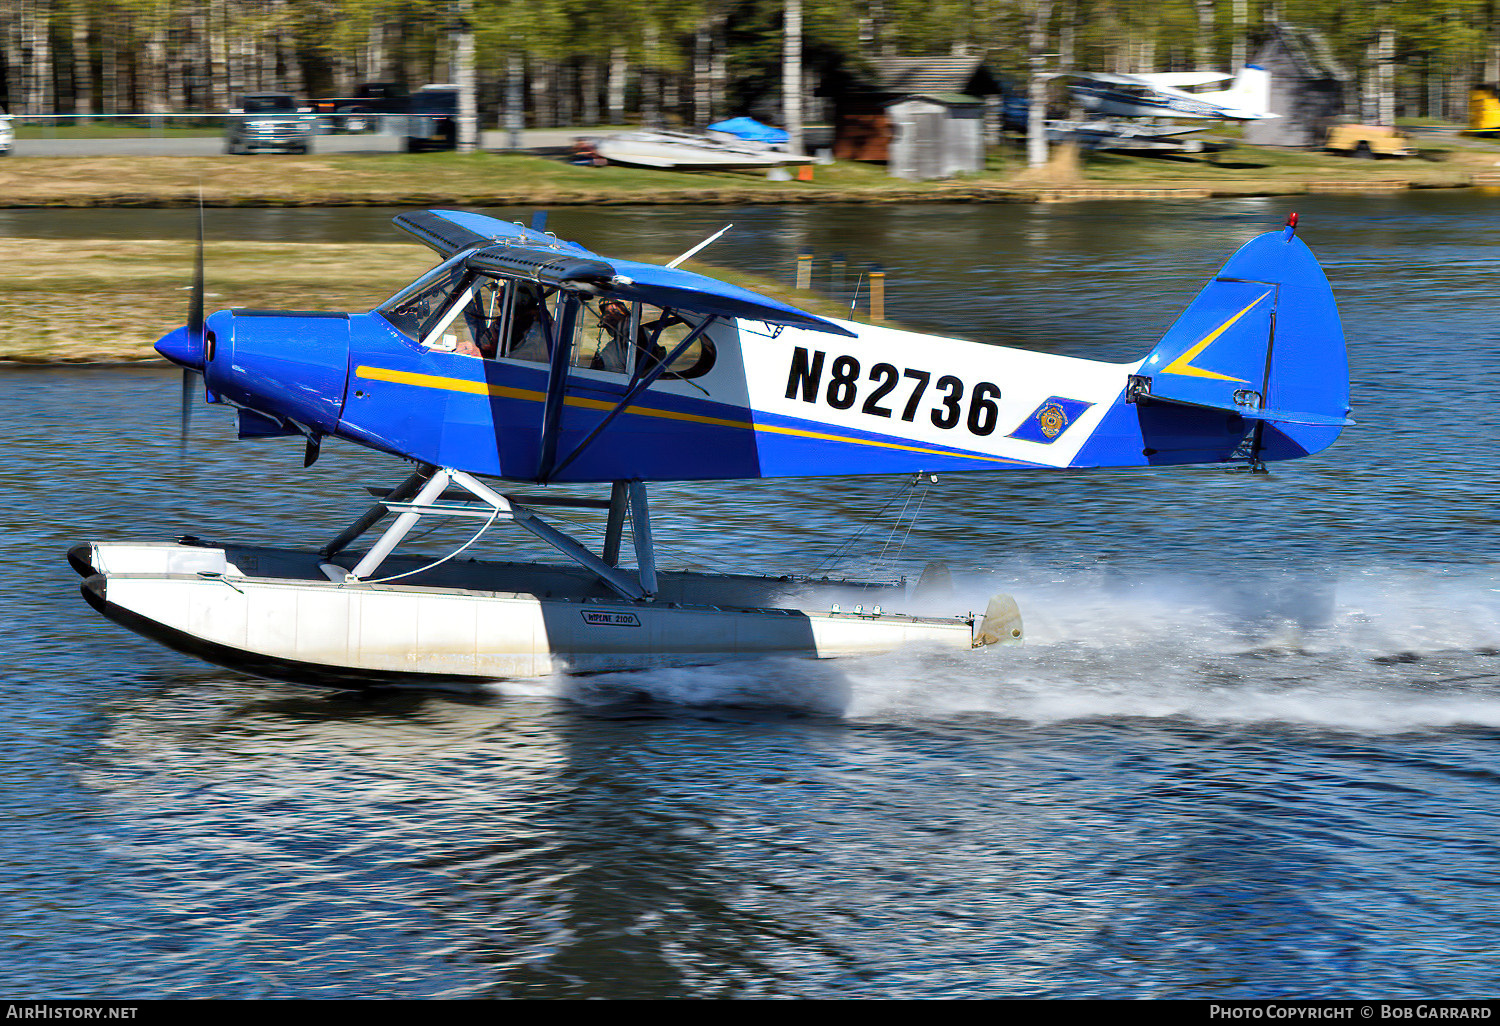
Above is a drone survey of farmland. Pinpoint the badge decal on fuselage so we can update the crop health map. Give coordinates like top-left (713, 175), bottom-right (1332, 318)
top-left (1007, 396), bottom-right (1095, 444)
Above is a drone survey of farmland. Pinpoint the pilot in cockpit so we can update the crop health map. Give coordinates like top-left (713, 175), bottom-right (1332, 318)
top-left (457, 283), bottom-right (502, 359)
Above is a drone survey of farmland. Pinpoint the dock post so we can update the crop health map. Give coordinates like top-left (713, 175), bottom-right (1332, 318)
top-left (830, 252), bottom-right (846, 302)
top-left (869, 264), bottom-right (885, 322)
top-left (796, 248), bottom-right (813, 290)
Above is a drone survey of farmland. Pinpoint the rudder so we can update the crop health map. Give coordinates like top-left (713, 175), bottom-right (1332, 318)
top-left (1132, 225), bottom-right (1351, 461)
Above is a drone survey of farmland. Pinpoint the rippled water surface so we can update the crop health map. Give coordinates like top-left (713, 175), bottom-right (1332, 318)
top-left (4, 194), bottom-right (1500, 998)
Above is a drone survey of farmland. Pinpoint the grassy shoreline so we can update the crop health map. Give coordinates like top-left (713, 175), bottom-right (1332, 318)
top-left (6, 138), bottom-right (1494, 365)
top-left (0, 238), bottom-right (892, 365)
top-left (2, 142), bottom-right (1496, 209)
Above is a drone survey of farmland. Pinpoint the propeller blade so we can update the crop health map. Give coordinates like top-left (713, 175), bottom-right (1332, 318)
top-left (179, 368), bottom-right (197, 454)
top-left (188, 190), bottom-right (205, 341)
top-left (180, 190), bottom-right (205, 457)
top-left (303, 435), bottom-right (321, 468)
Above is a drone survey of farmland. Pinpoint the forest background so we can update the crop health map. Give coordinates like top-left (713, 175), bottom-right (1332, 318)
top-left (1, 1), bottom-right (1497, 132)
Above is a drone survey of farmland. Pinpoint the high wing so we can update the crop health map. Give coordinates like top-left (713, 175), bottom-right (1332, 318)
top-left (394, 208), bottom-right (855, 337)
top-left (1132, 72), bottom-right (1233, 89)
top-left (1062, 66), bottom-right (1275, 121)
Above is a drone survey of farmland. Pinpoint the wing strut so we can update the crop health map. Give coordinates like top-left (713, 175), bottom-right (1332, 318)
top-left (535, 295), bottom-right (577, 482)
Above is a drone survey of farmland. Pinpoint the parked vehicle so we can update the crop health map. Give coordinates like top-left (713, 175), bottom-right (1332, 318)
top-left (1325, 123), bottom-right (1414, 158)
top-left (0, 109), bottom-right (11, 156)
top-left (404, 85), bottom-right (459, 152)
top-left (224, 93), bottom-right (313, 154)
top-left (308, 82), bottom-right (409, 133)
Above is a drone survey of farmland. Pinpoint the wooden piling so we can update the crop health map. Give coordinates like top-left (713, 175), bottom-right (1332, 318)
top-left (796, 248), bottom-right (813, 290)
top-left (869, 264), bottom-right (885, 322)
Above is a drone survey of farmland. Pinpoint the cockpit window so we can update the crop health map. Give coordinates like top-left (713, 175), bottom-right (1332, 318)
top-left (380, 271), bottom-right (716, 382)
top-left (574, 301), bottom-right (716, 380)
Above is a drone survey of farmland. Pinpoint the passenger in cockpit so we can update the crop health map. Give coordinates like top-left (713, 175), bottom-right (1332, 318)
top-left (590, 299), bottom-right (633, 373)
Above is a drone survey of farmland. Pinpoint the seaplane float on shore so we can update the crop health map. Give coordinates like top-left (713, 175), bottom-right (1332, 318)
top-left (70, 208), bottom-right (1350, 690)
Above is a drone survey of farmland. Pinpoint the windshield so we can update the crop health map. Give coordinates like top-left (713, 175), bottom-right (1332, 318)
top-left (377, 255), bottom-right (470, 341)
top-left (243, 96), bottom-right (296, 114)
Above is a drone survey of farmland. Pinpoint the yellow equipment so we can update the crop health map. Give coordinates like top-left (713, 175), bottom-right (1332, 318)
top-left (1467, 87), bottom-right (1500, 137)
top-left (1325, 123), bottom-right (1415, 158)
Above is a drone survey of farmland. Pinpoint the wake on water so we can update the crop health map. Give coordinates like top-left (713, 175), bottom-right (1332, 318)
top-left (489, 565), bottom-right (1500, 735)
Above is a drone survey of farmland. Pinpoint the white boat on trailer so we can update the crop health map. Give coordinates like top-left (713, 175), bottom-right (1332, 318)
top-left (593, 130), bottom-right (815, 172)
top-left (71, 468), bottom-right (1022, 690)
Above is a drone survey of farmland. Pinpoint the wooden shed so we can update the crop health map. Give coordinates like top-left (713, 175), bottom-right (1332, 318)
top-left (832, 56), bottom-right (1003, 164)
top-left (1243, 23), bottom-right (1351, 148)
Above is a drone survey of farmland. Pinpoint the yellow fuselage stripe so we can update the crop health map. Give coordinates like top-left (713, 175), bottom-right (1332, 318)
top-left (354, 365), bottom-right (1025, 466)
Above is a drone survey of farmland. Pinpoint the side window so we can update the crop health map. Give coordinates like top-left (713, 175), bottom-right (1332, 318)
top-left (574, 299), bottom-right (634, 374)
top-left (394, 284), bottom-right (718, 383)
top-left (639, 305), bottom-right (716, 380)
top-left (499, 284), bottom-right (554, 364)
top-left (571, 301), bottom-right (716, 380)
top-left (451, 280), bottom-right (505, 359)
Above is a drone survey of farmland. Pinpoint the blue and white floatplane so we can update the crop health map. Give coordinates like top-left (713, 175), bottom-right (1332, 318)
top-left (70, 209), bottom-right (1350, 690)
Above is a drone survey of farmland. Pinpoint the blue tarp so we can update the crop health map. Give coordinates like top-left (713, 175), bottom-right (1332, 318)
top-left (705, 117), bottom-right (788, 144)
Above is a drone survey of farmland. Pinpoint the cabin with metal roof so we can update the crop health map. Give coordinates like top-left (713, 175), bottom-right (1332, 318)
top-left (1243, 23), bottom-right (1351, 148)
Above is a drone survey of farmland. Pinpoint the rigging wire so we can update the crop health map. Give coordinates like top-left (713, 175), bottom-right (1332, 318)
top-left (807, 475), bottom-right (918, 576)
top-left (887, 477), bottom-right (932, 563)
top-left (808, 473), bottom-right (939, 577)
top-left (876, 479), bottom-right (921, 563)
top-left (353, 507), bottom-right (502, 585)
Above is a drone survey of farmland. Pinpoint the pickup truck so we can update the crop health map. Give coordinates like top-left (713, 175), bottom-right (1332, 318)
top-left (224, 93), bottom-right (313, 154)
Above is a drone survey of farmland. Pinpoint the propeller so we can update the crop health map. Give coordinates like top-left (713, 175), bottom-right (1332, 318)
top-left (180, 191), bottom-right (206, 454)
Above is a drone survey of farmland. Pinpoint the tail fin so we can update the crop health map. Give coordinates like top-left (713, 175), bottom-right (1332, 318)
top-left (1203, 64), bottom-right (1272, 118)
top-left (1131, 223), bottom-right (1351, 461)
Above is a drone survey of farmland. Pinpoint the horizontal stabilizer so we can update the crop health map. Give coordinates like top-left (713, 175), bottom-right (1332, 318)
top-left (1137, 393), bottom-right (1353, 427)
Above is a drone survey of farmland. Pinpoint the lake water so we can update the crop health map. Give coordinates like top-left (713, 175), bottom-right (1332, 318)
top-left (3, 193), bottom-right (1499, 998)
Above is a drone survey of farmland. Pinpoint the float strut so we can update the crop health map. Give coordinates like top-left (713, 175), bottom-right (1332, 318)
top-left (321, 464), bottom-right (434, 558)
top-left (346, 470), bottom-right (453, 580)
top-left (628, 480), bottom-right (656, 597)
top-left (602, 481), bottom-right (629, 566)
